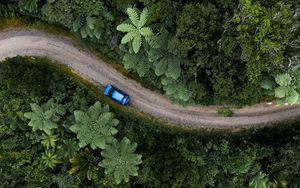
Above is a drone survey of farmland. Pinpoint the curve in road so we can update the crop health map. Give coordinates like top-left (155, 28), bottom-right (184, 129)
top-left (1, 29), bottom-right (300, 129)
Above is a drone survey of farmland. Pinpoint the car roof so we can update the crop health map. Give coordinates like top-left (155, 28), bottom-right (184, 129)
top-left (112, 90), bottom-right (125, 102)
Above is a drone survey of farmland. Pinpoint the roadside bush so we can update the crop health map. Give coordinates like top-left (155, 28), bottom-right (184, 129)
top-left (217, 107), bottom-right (234, 117)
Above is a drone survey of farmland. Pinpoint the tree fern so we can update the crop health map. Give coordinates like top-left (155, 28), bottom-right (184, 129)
top-left (122, 53), bottom-right (150, 77)
top-left (161, 77), bottom-right (191, 103)
top-left (165, 58), bottom-right (181, 80)
top-left (99, 138), bottom-right (142, 184)
top-left (147, 30), bottom-right (182, 80)
top-left (73, 15), bottom-right (104, 40)
top-left (24, 102), bottom-right (60, 135)
top-left (154, 60), bottom-right (168, 76)
top-left (40, 133), bottom-right (59, 150)
top-left (41, 150), bottom-right (60, 169)
top-left (69, 101), bottom-right (119, 149)
top-left (117, 7), bottom-right (154, 53)
top-left (86, 16), bottom-right (97, 29)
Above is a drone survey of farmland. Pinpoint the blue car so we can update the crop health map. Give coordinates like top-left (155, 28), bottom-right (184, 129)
top-left (103, 84), bottom-right (130, 105)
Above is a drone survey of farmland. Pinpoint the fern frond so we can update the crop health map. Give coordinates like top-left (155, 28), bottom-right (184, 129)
top-left (73, 15), bottom-right (84, 32)
top-left (132, 34), bottom-right (142, 53)
top-left (154, 59), bottom-right (168, 76)
top-left (19, 0), bottom-right (38, 13)
top-left (80, 27), bottom-right (88, 38)
top-left (177, 83), bottom-right (190, 101)
top-left (161, 77), bottom-right (174, 85)
top-left (86, 16), bottom-right (97, 30)
top-left (136, 61), bottom-right (149, 77)
top-left (121, 31), bottom-right (136, 44)
top-left (117, 23), bottom-right (136, 32)
top-left (147, 48), bottom-right (164, 62)
top-left (85, 25), bottom-right (94, 38)
top-left (139, 8), bottom-right (148, 28)
top-left (127, 8), bottom-right (139, 27)
top-left (164, 83), bottom-right (177, 95)
top-left (94, 28), bottom-right (102, 39)
top-left (102, 8), bottom-right (114, 21)
top-left (140, 27), bottom-right (153, 37)
top-left (123, 54), bottom-right (138, 69)
top-left (166, 58), bottom-right (181, 80)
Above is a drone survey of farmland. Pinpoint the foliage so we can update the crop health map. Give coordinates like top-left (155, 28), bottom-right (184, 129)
top-left (217, 107), bottom-right (234, 117)
top-left (122, 52), bottom-right (150, 77)
top-left (69, 101), bottom-right (119, 149)
top-left (232, 0), bottom-right (295, 83)
top-left (0, 57), bottom-right (300, 187)
top-left (18, 0), bottom-right (39, 14)
top-left (72, 15), bottom-right (104, 39)
top-left (41, 150), bottom-right (60, 169)
top-left (169, 2), bottom-right (220, 62)
top-left (57, 139), bottom-right (79, 159)
top-left (0, 2), bottom-right (19, 17)
top-left (72, 0), bottom-right (103, 17)
top-left (161, 76), bottom-right (191, 103)
top-left (41, 0), bottom-right (73, 27)
top-left (24, 101), bottom-right (60, 135)
top-left (262, 72), bottom-right (300, 105)
top-left (249, 172), bottom-right (272, 188)
top-left (40, 133), bottom-right (59, 149)
top-left (0, 57), bottom-right (143, 186)
top-left (69, 148), bottom-right (99, 180)
top-left (52, 173), bottom-right (80, 188)
top-left (0, 0), bottom-right (300, 185)
top-left (100, 137), bottom-right (142, 184)
top-left (117, 7), bottom-right (154, 53)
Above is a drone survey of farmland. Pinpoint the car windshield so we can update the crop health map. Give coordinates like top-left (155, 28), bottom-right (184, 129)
top-left (108, 87), bottom-right (115, 96)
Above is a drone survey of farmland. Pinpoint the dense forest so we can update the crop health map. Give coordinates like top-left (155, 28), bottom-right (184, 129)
top-left (1, 0), bottom-right (300, 187)
top-left (0, 56), bottom-right (300, 187)
top-left (0, 0), bottom-right (299, 105)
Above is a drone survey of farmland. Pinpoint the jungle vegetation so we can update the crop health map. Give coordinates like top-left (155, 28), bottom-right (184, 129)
top-left (0, 0), bottom-right (300, 187)
top-left (0, 0), bottom-right (299, 105)
top-left (1, 56), bottom-right (300, 187)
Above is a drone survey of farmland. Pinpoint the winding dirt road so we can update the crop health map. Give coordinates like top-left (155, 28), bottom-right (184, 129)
top-left (1, 29), bottom-right (300, 129)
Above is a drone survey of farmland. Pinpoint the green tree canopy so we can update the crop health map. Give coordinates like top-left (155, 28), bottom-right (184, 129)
top-left (69, 101), bottom-right (119, 149)
top-left (233, 0), bottom-right (295, 82)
